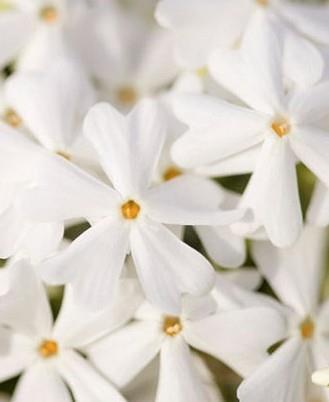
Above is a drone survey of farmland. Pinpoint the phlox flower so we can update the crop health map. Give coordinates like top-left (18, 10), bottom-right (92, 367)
top-left (238, 226), bottom-right (329, 402)
top-left (21, 98), bottom-right (244, 313)
top-left (86, 273), bottom-right (284, 402)
top-left (172, 14), bottom-right (329, 247)
top-left (0, 258), bottom-right (141, 401)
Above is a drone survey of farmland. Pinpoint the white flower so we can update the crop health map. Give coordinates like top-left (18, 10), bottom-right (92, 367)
top-left (0, 258), bottom-right (141, 401)
top-left (156, 0), bottom-right (329, 68)
top-left (3, 58), bottom-right (98, 171)
top-left (172, 14), bottom-right (329, 247)
top-left (0, 123), bottom-right (63, 263)
top-left (72, 1), bottom-right (177, 110)
top-left (86, 282), bottom-right (285, 402)
top-left (238, 226), bottom-right (329, 402)
top-left (0, 0), bottom-right (85, 72)
top-left (21, 98), bottom-right (244, 313)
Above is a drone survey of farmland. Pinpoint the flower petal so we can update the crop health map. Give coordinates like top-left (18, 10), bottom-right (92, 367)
top-left (5, 60), bottom-right (96, 150)
top-left (240, 136), bottom-right (302, 247)
top-left (307, 181), bottom-right (329, 227)
top-left (131, 220), bottom-right (215, 314)
top-left (184, 307), bottom-right (286, 378)
top-left (156, 337), bottom-right (210, 402)
top-left (87, 320), bottom-right (163, 388)
top-left (21, 154), bottom-right (120, 221)
top-left (196, 225), bottom-right (246, 268)
top-left (172, 94), bottom-right (267, 169)
top-left (237, 338), bottom-right (307, 402)
top-left (290, 126), bottom-right (329, 188)
top-left (57, 350), bottom-right (126, 402)
top-left (40, 218), bottom-right (129, 311)
top-left (84, 99), bottom-right (165, 195)
top-left (12, 364), bottom-right (71, 402)
top-left (146, 175), bottom-right (244, 226)
top-left (252, 226), bottom-right (327, 316)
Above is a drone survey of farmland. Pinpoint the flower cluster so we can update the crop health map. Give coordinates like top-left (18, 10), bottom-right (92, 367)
top-left (1, 0), bottom-right (329, 401)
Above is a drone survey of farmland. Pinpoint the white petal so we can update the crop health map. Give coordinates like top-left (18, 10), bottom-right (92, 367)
top-left (155, 0), bottom-right (249, 68)
top-left (0, 329), bottom-right (34, 382)
top-left (220, 268), bottom-right (262, 291)
top-left (289, 82), bottom-right (329, 125)
top-left (57, 350), bottom-right (126, 402)
top-left (312, 368), bottom-right (329, 387)
top-left (131, 220), bottom-right (215, 314)
top-left (53, 279), bottom-right (142, 348)
top-left (87, 320), bottom-right (163, 388)
top-left (21, 154), bottom-right (120, 221)
top-left (146, 175), bottom-right (244, 226)
top-left (241, 136), bottom-right (302, 247)
top-left (12, 364), bottom-right (71, 402)
top-left (196, 225), bottom-right (246, 268)
top-left (0, 260), bottom-right (52, 337)
top-left (40, 218), bottom-right (129, 311)
top-left (172, 94), bottom-right (267, 168)
top-left (279, 3), bottom-right (329, 45)
top-left (239, 10), bottom-right (285, 113)
top-left (237, 338), bottom-right (307, 402)
top-left (290, 126), bottom-right (329, 188)
top-left (307, 181), bottom-right (329, 227)
top-left (156, 337), bottom-right (208, 402)
top-left (84, 99), bottom-right (165, 195)
top-left (5, 60), bottom-right (96, 150)
top-left (0, 11), bottom-right (33, 69)
top-left (252, 226), bottom-right (327, 316)
top-left (0, 207), bottom-right (26, 259)
top-left (283, 31), bottom-right (324, 89)
top-left (184, 307), bottom-right (286, 378)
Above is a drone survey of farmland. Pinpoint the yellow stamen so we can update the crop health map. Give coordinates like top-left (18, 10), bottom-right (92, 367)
top-left (40, 6), bottom-right (58, 23)
top-left (56, 150), bottom-right (71, 161)
top-left (256, 0), bottom-right (268, 6)
top-left (271, 119), bottom-right (291, 138)
top-left (117, 86), bottom-right (137, 105)
top-left (0, 1), bottom-right (13, 11)
top-left (39, 339), bottom-right (58, 358)
top-left (121, 200), bottom-right (141, 220)
top-left (4, 108), bottom-right (22, 128)
top-left (196, 67), bottom-right (208, 78)
top-left (163, 316), bottom-right (183, 337)
top-left (163, 166), bottom-right (182, 182)
top-left (300, 317), bottom-right (315, 340)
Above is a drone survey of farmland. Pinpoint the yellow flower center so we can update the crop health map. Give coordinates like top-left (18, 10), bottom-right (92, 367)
top-left (256, 0), bottom-right (268, 6)
top-left (163, 166), bottom-right (182, 182)
top-left (40, 5), bottom-right (59, 23)
top-left (0, 1), bottom-right (13, 11)
top-left (163, 316), bottom-right (183, 337)
top-left (121, 200), bottom-right (141, 220)
top-left (4, 108), bottom-right (22, 128)
top-left (117, 86), bottom-right (138, 106)
top-left (300, 317), bottom-right (315, 340)
top-left (271, 118), bottom-right (291, 138)
top-left (38, 339), bottom-right (59, 358)
top-left (56, 150), bottom-right (72, 161)
top-left (196, 66), bottom-right (208, 78)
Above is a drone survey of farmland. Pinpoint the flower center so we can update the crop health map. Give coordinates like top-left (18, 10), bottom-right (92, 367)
top-left (196, 66), bottom-right (208, 78)
top-left (4, 108), bottom-right (22, 128)
top-left (121, 200), bottom-right (141, 220)
top-left (271, 118), bottom-right (291, 138)
top-left (40, 5), bottom-right (59, 23)
top-left (0, 1), bottom-right (12, 11)
top-left (56, 150), bottom-right (72, 161)
top-left (117, 86), bottom-right (138, 106)
top-left (300, 317), bottom-right (315, 340)
top-left (163, 166), bottom-right (183, 182)
top-left (38, 339), bottom-right (58, 358)
top-left (163, 316), bottom-right (183, 337)
top-left (256, 0), bottom-right (268, 6)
